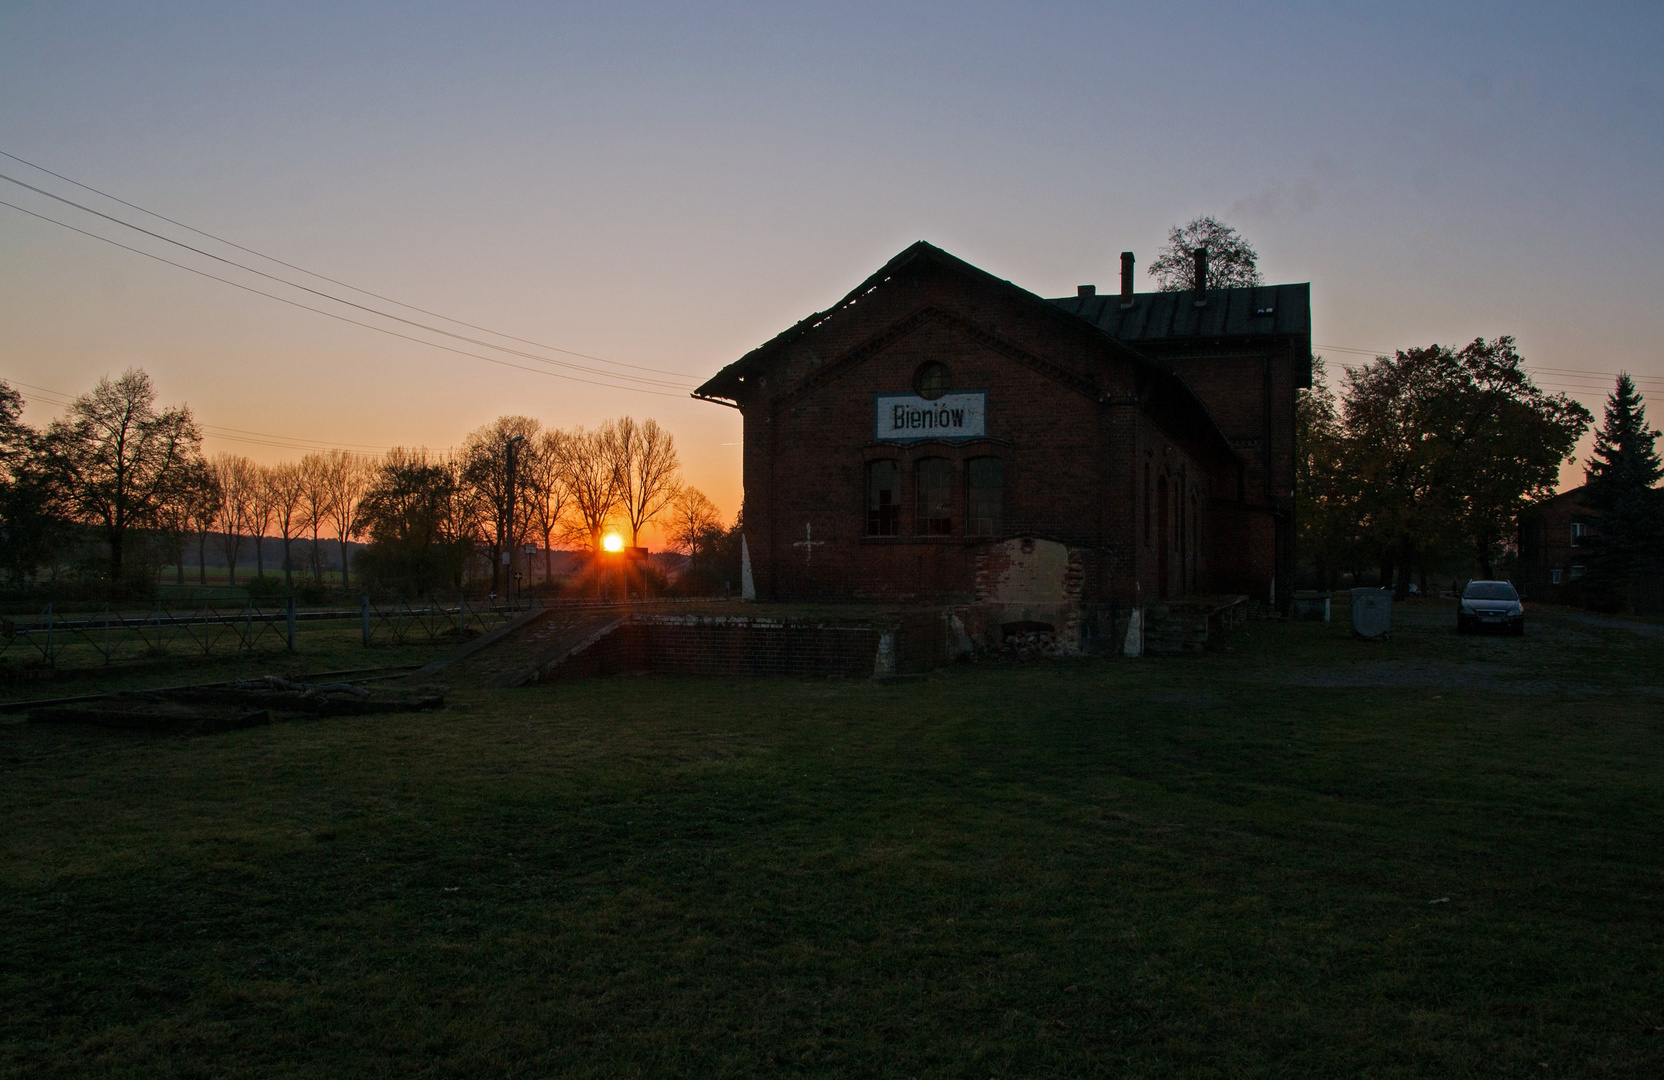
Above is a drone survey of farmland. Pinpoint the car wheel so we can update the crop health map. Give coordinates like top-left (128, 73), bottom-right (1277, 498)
top-left (1512, 621), bottom-right (1525, 637)
top-left (1456, 616), bottom-right (1468, 634)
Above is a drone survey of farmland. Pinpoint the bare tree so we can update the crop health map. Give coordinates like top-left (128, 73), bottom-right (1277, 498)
top-left (155, 459), bottom-right (208, 586)
top-left (460, 416), bottom-right (541, 594)
top-left (611, 416), bottom-right (682, 548)
top-left (266, 461), bottom-right (306, 590)
top-left (246, 463), bottom-right (278, 580)
top-left (559, 423), bottom-right (621, 555)
top-left (211, 454), bottom-right (257, 586)
top-left (184, 467), bottom-right (223, 586)
top-left (668, 486), bottom-right (722, 559)
top-left (44, 368), bottom-right (203, 584)
top-left (521, 428), bottom-right (573, 585)
top-left (322, 450), bottom-right (371, 591)
top-left (297, 453), bottom-right (332, 586)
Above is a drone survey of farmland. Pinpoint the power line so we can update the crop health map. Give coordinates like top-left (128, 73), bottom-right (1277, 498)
top-left (0, 147), bottom-right (696, 381)
top-left (0, 171), bottom-right (694, 392)
top-left (3, 378), bottom-right (397, 455)
top-left (0, 198), bottom-right (692, 399)
top-left (1318, 345), bottom-right (1662, 387)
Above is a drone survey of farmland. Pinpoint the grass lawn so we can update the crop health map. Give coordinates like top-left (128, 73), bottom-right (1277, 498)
top-left (2, 602), bottom-right (1661, 1077)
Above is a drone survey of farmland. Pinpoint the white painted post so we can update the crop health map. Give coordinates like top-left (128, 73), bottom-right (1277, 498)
top-left (1123, 607), bottom-right (1144, 657)
top-left (873, 630), bottom-right (896, 677)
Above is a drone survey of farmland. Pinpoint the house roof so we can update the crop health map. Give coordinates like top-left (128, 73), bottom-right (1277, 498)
top-left (695, 240), bottom-right (1145, 402)
top-left (1049, 283), bottom-right (1311, 343)
top-left (691, 241), bottom-right (1264, 464)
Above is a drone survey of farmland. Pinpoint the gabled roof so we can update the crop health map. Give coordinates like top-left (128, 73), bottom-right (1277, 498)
top-left (1049, 283), bottom-right (1311, 342)
top-left (694, 240), bottom-right (1152, 403)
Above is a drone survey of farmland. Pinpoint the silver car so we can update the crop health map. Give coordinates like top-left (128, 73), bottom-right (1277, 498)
top-left (1457, 580), bottom-right (1525, 636)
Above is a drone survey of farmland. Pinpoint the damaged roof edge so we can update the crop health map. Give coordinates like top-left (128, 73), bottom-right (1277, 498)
top-left (694, 240), bottom-right (1159, 399)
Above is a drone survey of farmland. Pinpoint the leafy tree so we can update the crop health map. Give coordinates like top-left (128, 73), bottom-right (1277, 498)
top-left (355, 449), bottom-right (472, 597)
top-left (1582, 374), bottom-right (1663, 590)
top-left (0, 380), bottom-right (69, 581)
top-left (1446, 338), bottom-right (1590, 578)
top-left (1295, 358), bottom-right (1351, 588)
top-left (1336, 338), bottom-right (1588, 592)
top-left (44, 369), bottom-right (203, 587)
top-left (0, 381), bottom-right (30, 474)
top-left (1147, 216), bottom-right (1263, 291)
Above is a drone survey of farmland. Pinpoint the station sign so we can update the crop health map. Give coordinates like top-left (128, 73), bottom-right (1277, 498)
top-left (874, 391), bottom-right (987, 441)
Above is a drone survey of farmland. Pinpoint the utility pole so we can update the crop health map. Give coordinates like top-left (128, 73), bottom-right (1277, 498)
top-left (506, 434), bottom-right (526, 607)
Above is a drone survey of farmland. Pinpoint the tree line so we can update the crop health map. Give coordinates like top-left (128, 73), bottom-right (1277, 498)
top-left (1298, 340), bottom-right (1660, 596)
top-left (0, 369), bottom-right (739, 600)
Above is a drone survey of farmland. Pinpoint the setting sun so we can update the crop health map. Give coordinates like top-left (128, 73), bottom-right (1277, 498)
top-left (602, 533), bottom-right (624, 553)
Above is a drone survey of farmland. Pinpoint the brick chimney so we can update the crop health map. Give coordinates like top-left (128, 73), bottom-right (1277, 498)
top-left (1077, 284), bottom-right (1096, 297)
top-left (1193, 247), bottom-right (1208, 305)
top-left (1120, 251), bottom-right (1135, 308)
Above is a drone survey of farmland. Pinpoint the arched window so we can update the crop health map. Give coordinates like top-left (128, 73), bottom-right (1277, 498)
top-left (966, 457), bottom-right (1002, 536)
top-left (1156, 474), bottom-right (1170, 598)
top-left (1143, 462), bottom-right (1152, 547)
top-left (916, 458), bottom-right (953, 536)
top-left (1177, 468), bottom-right (1187, 589)
top-left (866, 460), bottom-right (900, 536)
top-left (914, 362), bottom-right (951, 400)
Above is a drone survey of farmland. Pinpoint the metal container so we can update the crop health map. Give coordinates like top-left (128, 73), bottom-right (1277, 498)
top-left (1293, 592), bottom-right (1331, 622)
top-left (1350, 588), bottom-right (1392, 638)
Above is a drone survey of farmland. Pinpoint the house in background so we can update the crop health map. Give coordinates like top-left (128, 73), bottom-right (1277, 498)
top-left (1518, 485), bottom-right (1598, 600)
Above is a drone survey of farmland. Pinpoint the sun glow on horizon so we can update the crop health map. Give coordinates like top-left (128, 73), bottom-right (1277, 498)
top-left (602, 533), bottom-right (624, 552)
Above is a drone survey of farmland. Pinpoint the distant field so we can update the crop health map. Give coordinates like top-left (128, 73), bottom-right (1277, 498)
top-left (2, 602), bottom-right (1661, 1077)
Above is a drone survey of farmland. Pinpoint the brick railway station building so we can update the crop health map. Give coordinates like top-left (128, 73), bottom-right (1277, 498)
top-left (694, 242), bottom-right (1311, 633)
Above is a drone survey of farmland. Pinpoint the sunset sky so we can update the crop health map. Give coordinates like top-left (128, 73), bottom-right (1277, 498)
top-left (3, 1), bottom-right (1661, 531)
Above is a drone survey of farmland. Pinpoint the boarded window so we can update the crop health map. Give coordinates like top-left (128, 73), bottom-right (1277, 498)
top-left (966, 457), bottom-right (1002, 537)
top-left (916, 458), bottom-right (953, 536)
top-left (866, 460), bottom-right (900, 536)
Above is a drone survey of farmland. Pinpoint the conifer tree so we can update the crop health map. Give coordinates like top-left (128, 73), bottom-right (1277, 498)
top-left (1583, 373), bottom-right (1663, 590)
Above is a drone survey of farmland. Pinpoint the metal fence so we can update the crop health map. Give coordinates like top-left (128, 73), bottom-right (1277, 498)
top-left (0, 598), bottom-right (530, 669)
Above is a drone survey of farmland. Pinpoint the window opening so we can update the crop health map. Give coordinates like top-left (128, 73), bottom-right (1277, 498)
top-left (916, 458), bottom-right (953, 536)
top-left (866, 460), bottom-right (901, 536)
top-left (914, 362), bottom-right (951, 401)
top-left (1156, 474), bottom-right (1170, 599)
top-left (1143, 463), bottom-right (1152, 547)
top-left (966, 457), bottom-right (1002, 537)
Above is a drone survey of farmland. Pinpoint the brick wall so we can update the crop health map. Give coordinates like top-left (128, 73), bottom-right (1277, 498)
top-left (542, 615), bottom-right (880, 680)
top-left (732, 259), bottom-right (1227, 608)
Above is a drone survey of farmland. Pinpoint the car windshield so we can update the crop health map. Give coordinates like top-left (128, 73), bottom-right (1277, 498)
top-left (1464, 582), bottom-right (1518, 601)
